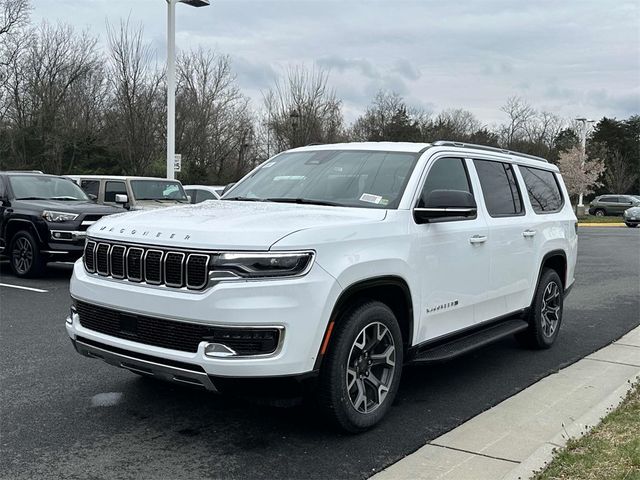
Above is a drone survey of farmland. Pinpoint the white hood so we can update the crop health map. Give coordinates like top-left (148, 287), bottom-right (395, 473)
top-left (88, 200), bottom-right (387, 250)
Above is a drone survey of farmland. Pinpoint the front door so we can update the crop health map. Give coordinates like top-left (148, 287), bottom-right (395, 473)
top-left (410, 156), bottom-right (490, 343)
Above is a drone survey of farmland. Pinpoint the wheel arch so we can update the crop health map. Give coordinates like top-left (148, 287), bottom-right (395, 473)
top-left (314, 275), bottom-right (414, 371)
top-left (5, 219), bottom-right (43, 246)
top-left (531, 250), bottom-right (567, 304)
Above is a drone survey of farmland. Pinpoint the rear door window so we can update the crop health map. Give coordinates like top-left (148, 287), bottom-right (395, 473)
top-left (105, 181), bottom-right (127, 202)
top-left (473, 160), bottom-right (524, 217)
top-left (518, 166), bottom-right (564, 213)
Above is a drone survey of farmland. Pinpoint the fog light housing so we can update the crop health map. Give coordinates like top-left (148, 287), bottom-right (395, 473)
top-left (67, 305), bottom-right (79, 325)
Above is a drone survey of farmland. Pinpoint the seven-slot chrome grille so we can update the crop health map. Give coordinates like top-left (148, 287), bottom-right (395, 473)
top-left (84, 240), bottom-right (210, 290)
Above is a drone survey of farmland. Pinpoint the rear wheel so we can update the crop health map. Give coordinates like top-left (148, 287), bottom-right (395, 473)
top-left (318, 300), bottom-right (403, 432)
top-left (516, 269), bottom-right (563, 349)
top-left (10, 230), bottom-right (46, 278)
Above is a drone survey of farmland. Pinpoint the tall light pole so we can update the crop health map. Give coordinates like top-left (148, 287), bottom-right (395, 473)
top-left (166, 0), bottom-right (210, 180)
top-left (575, 117), bottom-right (595, 209)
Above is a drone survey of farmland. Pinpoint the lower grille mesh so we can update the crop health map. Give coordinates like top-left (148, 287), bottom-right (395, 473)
top-left (75, 301), bottom-right (280, 355)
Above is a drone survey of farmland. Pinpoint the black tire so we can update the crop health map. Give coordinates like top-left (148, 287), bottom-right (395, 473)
top-left (318, 300), bottom-right (403, 433)
top-left (594, 209), bottom-right (606, 217)
top-left (516, 269), bottom-right (563, 349)
top-left (625, 223), bottom-right (638, 228)
top-left (9, 230), bottom-right (46, 278)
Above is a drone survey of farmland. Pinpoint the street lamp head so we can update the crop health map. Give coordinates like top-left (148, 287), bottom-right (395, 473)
top-left (179, 0), bottom-right (210, 6)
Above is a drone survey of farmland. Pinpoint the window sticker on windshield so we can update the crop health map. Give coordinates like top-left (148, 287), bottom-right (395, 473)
top-left (360, 193), bottom-right (383, 204)
top-left (379, 198), bottom-right (389, 206)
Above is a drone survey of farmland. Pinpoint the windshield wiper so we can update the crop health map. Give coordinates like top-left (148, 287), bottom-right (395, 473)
top-left (265, 197), bottom-right (342, 207)
top-left (16, 197), bottom-right (47, 200)
top-left (50, 196), bottom-right (81, 201)
top-left (224, 196), bottom-right (267, 202)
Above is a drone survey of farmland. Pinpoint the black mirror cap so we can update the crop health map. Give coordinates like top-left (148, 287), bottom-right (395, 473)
top-left (425, 189), bottom-right (476, 208)
top-left (414, 189), bottom-right (477, 224)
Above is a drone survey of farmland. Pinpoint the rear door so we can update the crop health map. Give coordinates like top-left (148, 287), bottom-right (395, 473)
top-left (471, 158), bottom-right (531, 317)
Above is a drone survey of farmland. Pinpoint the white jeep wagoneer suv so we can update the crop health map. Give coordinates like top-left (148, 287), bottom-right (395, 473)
top-left (66, 141), bottom-right (577, 432)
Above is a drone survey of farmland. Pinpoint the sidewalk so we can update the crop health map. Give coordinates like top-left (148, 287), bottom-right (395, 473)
top-left (372, 325), bottom-right (640, 480)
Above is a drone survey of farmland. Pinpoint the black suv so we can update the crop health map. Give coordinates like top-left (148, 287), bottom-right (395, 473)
top-left (0, 172), bottom-right (123, 277)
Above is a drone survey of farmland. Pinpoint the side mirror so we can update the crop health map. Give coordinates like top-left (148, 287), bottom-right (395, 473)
top-left (414, 190), bottom-right (477, 224)
top-left (1, 196), bottom-right (10, 207)
top-left (221, 183), bottom-right (236, 196)
top-left (186, 195), bottom-right (192, 203)
top-left (115, 194), bottom-right (128, 204)
top-left (88, 194), bottom-right (97, 201)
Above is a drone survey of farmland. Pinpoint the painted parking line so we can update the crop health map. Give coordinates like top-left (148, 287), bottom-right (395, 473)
top-left (0, 283), bottom-right (48, 293)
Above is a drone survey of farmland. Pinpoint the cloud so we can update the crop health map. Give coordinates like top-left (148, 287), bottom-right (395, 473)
top-left (31, 0), bottom-right (640, 124)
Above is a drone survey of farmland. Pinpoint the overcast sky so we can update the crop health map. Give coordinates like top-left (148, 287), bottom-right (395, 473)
top-left (32, 0), bottom-right (639, 126)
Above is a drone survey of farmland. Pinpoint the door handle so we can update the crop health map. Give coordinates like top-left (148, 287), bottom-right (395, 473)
top-left (469, 235), bottom-right (487, 244)
top-left (522, 229), bottom-right (537, 238)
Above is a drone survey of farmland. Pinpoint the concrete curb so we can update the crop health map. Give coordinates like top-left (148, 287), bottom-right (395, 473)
top-left (504, 369), bottom-right (639, 480)
top-left (372, 325), bottom-right (640, 480)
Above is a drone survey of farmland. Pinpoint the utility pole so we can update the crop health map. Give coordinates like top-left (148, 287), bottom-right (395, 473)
top-left (165, 0), bottom-right (210, 180)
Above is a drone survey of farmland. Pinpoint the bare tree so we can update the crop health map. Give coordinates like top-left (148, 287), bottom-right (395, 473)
top-left (105, 19), bottom-right (164, 176)
top-left (263, 66), bottom-right (344, 151)
top-left (557, 146), bottom-right (605, 204)
top-left (176, 49), bottom-right (252, 183)
top-left (0, 0), bottom-right (28, 36)
top-left (500, 96), bottom-right (536, 148)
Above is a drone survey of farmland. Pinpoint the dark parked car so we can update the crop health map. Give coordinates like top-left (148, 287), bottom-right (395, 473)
top-left (588, 195), bottom-right (640, 216)
top-left (623, 206), bottom-right (640, 228)
top-left (0, 172), bottom-right (123, 277)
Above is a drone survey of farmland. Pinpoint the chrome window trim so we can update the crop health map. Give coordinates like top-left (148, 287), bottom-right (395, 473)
top-left (164, 252), bottom-right (185, 288)
top-left (109, 245), bottom-right (127, 279)
top-left (126, 247), bottom-right (144, 282)
top-left (95, 243), bottom-right (111, 276)
top-left (144, 249), bottom-right (164, 285)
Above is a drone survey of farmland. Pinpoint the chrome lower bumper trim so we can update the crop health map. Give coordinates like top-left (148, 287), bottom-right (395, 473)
top-left (74, 338), bottom-right (218, 392)
top-left (51, 230), bottom-right (87, 241)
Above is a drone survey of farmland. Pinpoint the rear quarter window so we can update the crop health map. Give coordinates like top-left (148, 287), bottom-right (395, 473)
top-left (519, 166), bottom-right (564, 214)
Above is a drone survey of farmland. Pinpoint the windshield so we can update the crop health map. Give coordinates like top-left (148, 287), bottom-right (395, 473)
top-left (9, 175), bottom-right (89, 201)
top-left (130, 180), bottom-right (188, 202)
top-left (224, 150), bottom-right (420, 209)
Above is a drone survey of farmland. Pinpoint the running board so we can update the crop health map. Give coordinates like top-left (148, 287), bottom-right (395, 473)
top-left (411, 318), bottom-right (529, 364)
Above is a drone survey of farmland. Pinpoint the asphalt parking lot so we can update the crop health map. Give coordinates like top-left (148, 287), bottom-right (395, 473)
top-left (1, 228), bottom-right (639, 480)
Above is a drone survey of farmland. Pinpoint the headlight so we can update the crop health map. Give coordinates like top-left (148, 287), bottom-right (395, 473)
top-left (211, 252), bottom-right (314, 279)
top-left (42, 211), bottom-right (79, 222)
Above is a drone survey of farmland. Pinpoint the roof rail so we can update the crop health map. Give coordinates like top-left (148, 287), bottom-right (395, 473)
top-left (1, 170), bottom-right (45, 174)
top-left (432, 141), bottom-right (548, 163)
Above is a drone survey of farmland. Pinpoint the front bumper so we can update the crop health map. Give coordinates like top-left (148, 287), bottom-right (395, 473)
top-left (67, 259), bottom-right (341, 378)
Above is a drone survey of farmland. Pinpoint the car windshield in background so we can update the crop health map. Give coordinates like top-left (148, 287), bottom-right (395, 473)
top-left (131, 180), bottom-right (188, 202)
top-left (9, 175), bottom-right (89, 201)
top-left (225, 150), bottom-right (420, 209)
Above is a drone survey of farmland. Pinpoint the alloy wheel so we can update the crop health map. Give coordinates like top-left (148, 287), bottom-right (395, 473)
top-left (12, 237), bottom-right (34, 275)
top-left (541, 281), bottom-right (561, 337)
top-left (346, 321), bottom-right (396, 414)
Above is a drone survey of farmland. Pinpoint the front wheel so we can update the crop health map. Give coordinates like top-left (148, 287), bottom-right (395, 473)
top-left (516, 269), bottom-right (563, 349)
top-left (594, 209), bottom-right (606, 217)
top-left (10, 230), bottom-right (46, 278)
top-left (625, 223), bottom-right (638, 228)
top-left (318, 301), bottom-right (403, 432)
